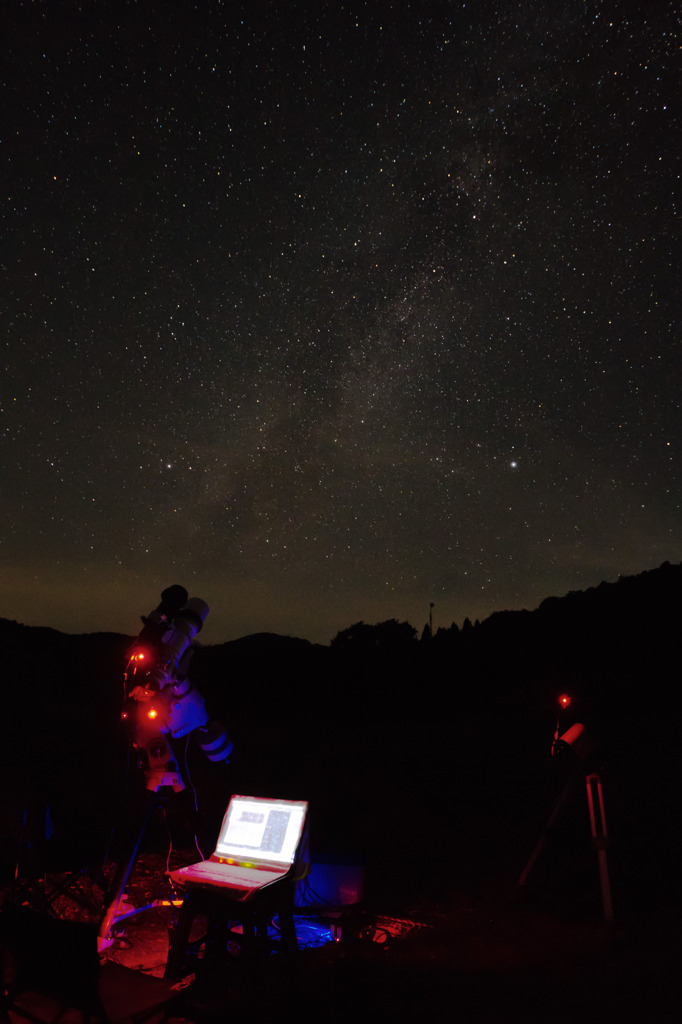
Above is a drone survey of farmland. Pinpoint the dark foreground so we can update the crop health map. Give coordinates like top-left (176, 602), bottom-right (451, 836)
top-left (109, 899), bottom-right (679, 1024)
top-left (4, 850), bottom-right (679, 1024)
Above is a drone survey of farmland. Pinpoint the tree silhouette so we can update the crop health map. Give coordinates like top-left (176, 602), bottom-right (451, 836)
top-left (331, 619), bottom-right (417, 653)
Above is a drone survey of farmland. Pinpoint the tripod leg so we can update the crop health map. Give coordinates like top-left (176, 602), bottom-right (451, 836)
top-left (517, 780), bottom-right (574, 887)
top-left (98, 790), bottom-right (159, 946)
top-left (165, 890), bottom-right (198, 979)
top-left (586, 773), bottom-right (614, 923)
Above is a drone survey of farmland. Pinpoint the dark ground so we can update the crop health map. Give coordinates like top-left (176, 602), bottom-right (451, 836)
top-left (4, 839), bottom-right (679, 1024)
top-left (106, 847), bottom-right (682, 1024)
top-left (106, 886), bottom-right (679, 1024)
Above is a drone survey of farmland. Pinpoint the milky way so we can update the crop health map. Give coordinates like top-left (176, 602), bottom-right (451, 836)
top-left (2, 0), bottom-right (680, 643)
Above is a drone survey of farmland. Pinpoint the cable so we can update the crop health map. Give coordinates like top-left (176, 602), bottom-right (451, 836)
top-left (162, 805), bottom-right (174, 874)
top-left (181, 734), bottom-right (206, 861)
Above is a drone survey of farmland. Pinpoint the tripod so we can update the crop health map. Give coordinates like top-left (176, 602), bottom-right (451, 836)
top-left (517, 767), bottom-right (614, 924)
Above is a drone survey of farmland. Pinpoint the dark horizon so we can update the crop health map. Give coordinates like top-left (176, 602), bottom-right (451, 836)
top-left (2, 557), bottom-right (678, 652)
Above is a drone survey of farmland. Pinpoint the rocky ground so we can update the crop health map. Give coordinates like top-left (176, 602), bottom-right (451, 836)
top-left (104, 882), bottom-right (680, 1023)
top-left (5, 848), bottom-right (677, 1024)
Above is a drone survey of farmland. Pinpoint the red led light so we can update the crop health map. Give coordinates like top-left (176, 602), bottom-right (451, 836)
top-left (126, 648), bottom-right (149, 679)
top-left (558, 694), bottom-right (572, 709)
top-left (148, 708), bottom-right (158, 719)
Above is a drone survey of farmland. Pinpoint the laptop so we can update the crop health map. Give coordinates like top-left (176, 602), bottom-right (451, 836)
top-left (168, 795), bottom-right (308, 901)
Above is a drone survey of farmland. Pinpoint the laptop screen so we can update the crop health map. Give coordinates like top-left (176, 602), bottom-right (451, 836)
top-left (215, 795), bottom-right (307, 866)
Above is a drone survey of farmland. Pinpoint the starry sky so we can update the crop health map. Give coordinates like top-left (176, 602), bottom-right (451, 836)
top-left (2, 0), bottom-right (680, 645)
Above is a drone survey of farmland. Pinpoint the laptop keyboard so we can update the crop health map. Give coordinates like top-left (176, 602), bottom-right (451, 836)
top-left (173, 861), bottom-right (283, 890)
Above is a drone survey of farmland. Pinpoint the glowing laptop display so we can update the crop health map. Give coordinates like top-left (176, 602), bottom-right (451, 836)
top-left (215, 796), bottom-right (307, 867)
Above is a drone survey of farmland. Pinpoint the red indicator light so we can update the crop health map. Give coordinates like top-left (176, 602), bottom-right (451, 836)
top-left (126, 648), bottom-right (150, 679)
top-left (558, 694), bottom-right (572, 709)
top-left (148, 708), bottom-right (158, 719)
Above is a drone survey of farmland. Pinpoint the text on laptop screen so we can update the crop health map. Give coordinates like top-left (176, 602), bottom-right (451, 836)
top-left (215, 796), bottom-right (307, 865)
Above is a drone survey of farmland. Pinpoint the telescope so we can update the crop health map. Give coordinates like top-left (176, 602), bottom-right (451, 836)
top-left (99, 587), bottom-right (232, 947)
top-left (123, 586), bottom-right (232, 791)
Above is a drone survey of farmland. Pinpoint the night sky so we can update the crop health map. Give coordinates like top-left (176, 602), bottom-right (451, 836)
top-left (2, 0), bottom-right (680, 645)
